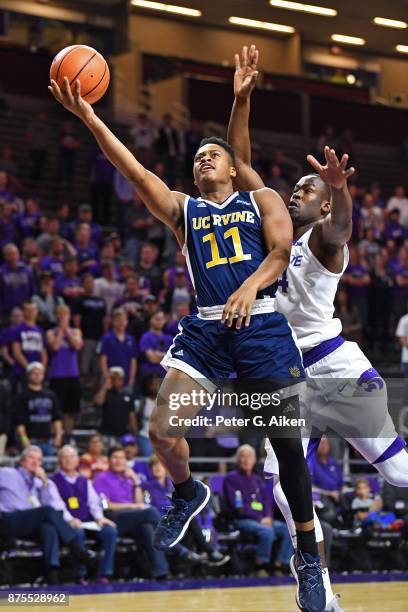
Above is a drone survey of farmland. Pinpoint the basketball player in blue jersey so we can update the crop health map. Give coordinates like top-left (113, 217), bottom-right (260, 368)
top-left (49, 77), bottom-right (326, 612)
top-left (228, 45), bottom-right (408, 612)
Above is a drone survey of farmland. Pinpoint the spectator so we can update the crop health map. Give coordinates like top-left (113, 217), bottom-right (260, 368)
top-left (94, 366), bottom-right (137, 445)
top-left (26, 112), bottom-right (50, 181)
top-left (39, 237), bottom-right (69, 278)
top-left (136, 243), bottom-right (162, 295)
top-left (55, 257), bottom-right (83, 307)
top-left (113, 273), bottom-right (146, 322)
top-left (0, 306), bottom-right (23, 372)
top-left (371, 184), bottom-right (385, 209)
top-left (120, 433), bottom-right (152, 481)
top-left (393, 246), bottom-right (408, 324)
top-left (73, 274), bottom-right (108, 395)
top-left (67, 203), bottom-right (103, 248)
top-left (89, 148), bottom-right (114, 225)
top-left (36, 216), bottom-right (61, 256)
top-left (155, 113), bottom-right (180, 189)
top-left (138, 311), bottom-right (172, 378)
top-left (130, 294), bottom-right (160, 341)
top-left (17, 197), bottom-right (42, 239)
top-left (359, 193), bottom-right (383, 239)
top-left (47, 304), bottom-right (83, 441)
top-left (136, 374), bottom-right (159, 457)
top-left (396, 312), bottom-right (408, 406)
top-left (123, 190), bottom-right (155, 264)
top-left (384, 209), bottom-right (405, 244)
top-left (387, 186), bottom-right (408, 228)
top-left (57, 203), bottom-right (70, 238)
top-left (162, 267), bottom-right (192, 314)
top-left (165, 303), bottom-right (191, 337)
top-left (0, 382), bottom-right (10, 459)
top-left (266, 164), bottom-right (289, 195)
top-left (0, 445), bottom-right (95, 584)
top-left (94, 259), bottom-right (124, 315)
top-left (50, 445), bottom-right (117, 584)
top-left (0, 200), bottom-right (18, 249)
top-left (79, 433), bottom-right (109, 479)
top-left (0, 170), bottom-right (14, 204)
top-left (32, 272), bottom-right (62, 330)
top-left (99, 308), bottom-right (137, 388)
top-left (309, 437), bottom-right (345, 508)
top-left (382, 480), bottom-right (408, 523)
top-left (0, 243), bottom-right (35, 318)
top-left (334, 289), bottom-right (362, 343)
top-left (368, 253), bottom-right (394, 351)
top-left (129, 112), bottom-right (157, 151)
top-left (316, 125), bottom-right (337, 154)
top-left (93, 446), bottom-right (169, 579)
top-left (56, 121), bottom-right (80, 184)
top-left (350, 478), bottom-right (382, 527)
top-left (74, 223), bottom-right (100, 276)
top-left (223, 445), bottom-right (292, 575)
top-left (11, 300), bottom-right (47, 384)
top-left (14, 362), bottom-right (62, 456)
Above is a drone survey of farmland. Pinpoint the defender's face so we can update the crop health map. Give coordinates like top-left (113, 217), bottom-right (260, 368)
top-left (193, 145), bottom-right (236, 190)
top-left (289, 175), bottom-right (329, 227)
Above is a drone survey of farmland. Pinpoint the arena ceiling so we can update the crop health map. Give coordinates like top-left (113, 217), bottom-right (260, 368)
top-left (125, 0), bottom-right (408, 57)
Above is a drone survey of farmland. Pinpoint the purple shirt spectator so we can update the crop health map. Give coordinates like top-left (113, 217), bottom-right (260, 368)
top-left (93, 470), bottom-right (135, 503)
top-left (75, 244), bottom-right (100, 276)
top-left (99, 331), bottom-right (138, 385)
top-left (17, 212), bottom-right (41, 239)
top-left (0, 467), bottom-right (55, 512)
top-left (344, 263), bottom-right (370, 299)
top-left (394, 263), bottom-right (408, 300)
top-left (50, 471), bottom-right (103, 522)
top-left (40, 256), bottom-right (65, 278)
top-left (223, 469), bottom-right (272, 521)
top-left (309, 455), bottom-right (344, 492)
top-left (132, 460), bottom-right (153, 483)
top-left (11, 322), bottom-right (45, 374)
top-left (0, 262), bottom-right (36, 315)
top-left (143, 477), bottom-right (173, 514)
top-left (139, 330), bottom-right (172, 377)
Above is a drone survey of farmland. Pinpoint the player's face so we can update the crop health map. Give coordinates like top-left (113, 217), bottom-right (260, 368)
top-left (289, 176), bottom-right (330, 227)
top-left (193, 145), bottom-right (236, 190)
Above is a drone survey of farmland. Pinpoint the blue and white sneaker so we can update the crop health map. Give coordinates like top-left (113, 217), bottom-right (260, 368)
top-left (153, 480), bottom-right (210, 551)
top-left (290, 551), bottom-right (326, 612)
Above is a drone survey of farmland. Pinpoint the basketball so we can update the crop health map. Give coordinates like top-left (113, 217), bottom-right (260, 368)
top-left (49, 45), bottom-right (110, 104)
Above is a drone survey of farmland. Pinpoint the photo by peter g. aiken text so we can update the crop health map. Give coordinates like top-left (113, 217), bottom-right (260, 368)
top-left (167, 414), bottom-right (306, 428)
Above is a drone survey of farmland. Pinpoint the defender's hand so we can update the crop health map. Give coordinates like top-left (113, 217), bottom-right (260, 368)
top-left (48, 77), bottom-right (95, 125)
top-left (234, 44), bottom-right (259, 100)
top-left (221, 281), bottom-right (258, 329)
top-left (307, 146), bottom-right (355, 190)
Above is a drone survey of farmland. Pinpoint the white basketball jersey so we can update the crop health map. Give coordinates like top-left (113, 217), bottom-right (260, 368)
top-left (276, 227), bottom-right (349, 351)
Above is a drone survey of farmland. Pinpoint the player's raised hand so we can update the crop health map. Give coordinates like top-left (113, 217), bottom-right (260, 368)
top-left (234, 44), bottom-right (259, 100)
top-left (48, 77), bottom-right (95, 124)
top-left (307, 146), bottom-right (355, 190)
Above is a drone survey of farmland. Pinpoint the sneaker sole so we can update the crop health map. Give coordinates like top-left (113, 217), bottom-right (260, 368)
top-left (168, 481), bottom-right (211, 549)
top-left (207, 554), bottom-right (231, 567)
top-left (290, 554), bottom-right (303, 611)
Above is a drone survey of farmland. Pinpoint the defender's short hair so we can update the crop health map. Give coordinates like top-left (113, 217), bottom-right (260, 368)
top-left (197, 137), bottom-right (236, 163)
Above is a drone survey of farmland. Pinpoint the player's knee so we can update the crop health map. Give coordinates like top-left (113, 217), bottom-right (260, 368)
top-left (148, 413), bottom-right (175, 451)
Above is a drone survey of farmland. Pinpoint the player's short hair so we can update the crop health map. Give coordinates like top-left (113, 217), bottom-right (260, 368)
top-left (197, 137), bottom-right (236, 164)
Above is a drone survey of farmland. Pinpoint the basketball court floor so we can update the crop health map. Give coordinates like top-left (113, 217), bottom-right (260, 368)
top-left (6, 574), bottom-right (407, 612)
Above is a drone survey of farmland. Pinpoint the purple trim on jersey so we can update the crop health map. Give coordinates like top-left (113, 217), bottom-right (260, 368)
top-left (372, 436), bottom-right (406, 465)
top-left (356, 368), bottom-right (384, 392)
top-left (302, 336), bottom-right (345, 369)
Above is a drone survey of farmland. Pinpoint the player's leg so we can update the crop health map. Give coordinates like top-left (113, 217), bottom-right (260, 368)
top-left (148, 367), bottom-right (212, 550)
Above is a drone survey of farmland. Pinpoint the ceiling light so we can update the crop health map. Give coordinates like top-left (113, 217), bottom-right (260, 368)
top-left (331, 34), bottom-right (365, 46)
top-left (396, 44), bottom-right (408, 54)
top-left (374, 17), bottom-right (407, 29)
top-left (270, 1), bottom-right (337, 17)
top-left (229, 16), bottom-right (295, 34)
top-left (131, 1), bottom-right (201, 17)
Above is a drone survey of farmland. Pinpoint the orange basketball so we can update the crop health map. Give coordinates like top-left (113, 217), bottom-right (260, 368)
top-left (50, 45), bottom-right (110, 104)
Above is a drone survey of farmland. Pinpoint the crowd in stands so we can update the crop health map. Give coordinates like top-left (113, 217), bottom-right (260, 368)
top-left (0, 109), bottom-right (408, 584)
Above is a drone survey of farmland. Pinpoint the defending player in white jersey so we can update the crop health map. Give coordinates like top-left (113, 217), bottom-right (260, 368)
top-left (228, 45), bottom-right (408, 612)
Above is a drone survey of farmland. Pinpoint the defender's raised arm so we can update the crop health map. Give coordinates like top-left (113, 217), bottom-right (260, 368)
top-left (49, 78), bottom-right (185, 244)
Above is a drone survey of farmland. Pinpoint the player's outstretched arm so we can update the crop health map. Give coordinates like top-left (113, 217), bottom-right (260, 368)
top-left (308, 146), bottom-right (355, 246)
top-left (227, 45), bottom-right (265, 191)
top-left (48, 78), bottom-right (184, 236)
top-left (222, 188), bottom-right (292, 329)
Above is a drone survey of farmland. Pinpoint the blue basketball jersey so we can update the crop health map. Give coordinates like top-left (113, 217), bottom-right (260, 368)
top-left (183, 190), bottom-right (277, 308)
